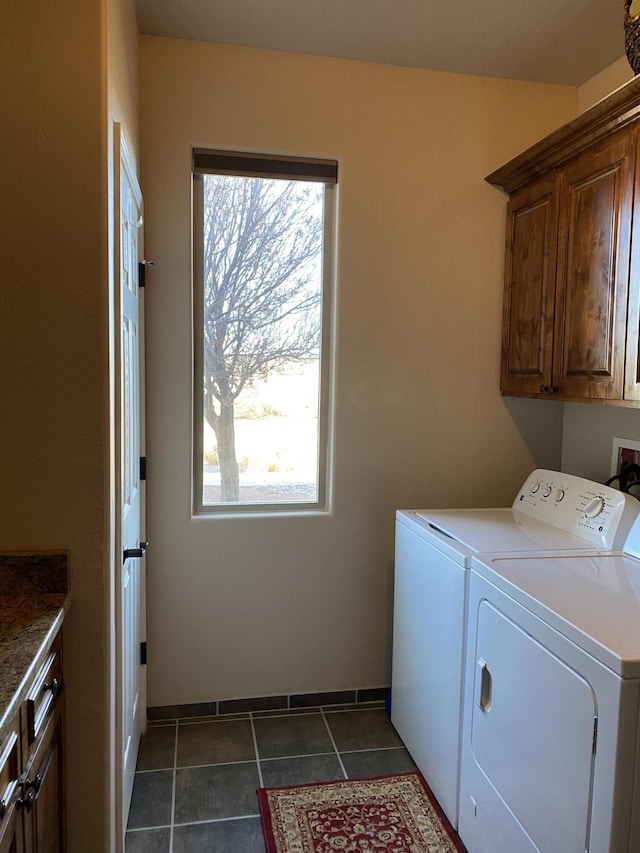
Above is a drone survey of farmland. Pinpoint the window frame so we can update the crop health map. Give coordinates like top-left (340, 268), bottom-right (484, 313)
top-left (192, 149), bottom-right (337, 516)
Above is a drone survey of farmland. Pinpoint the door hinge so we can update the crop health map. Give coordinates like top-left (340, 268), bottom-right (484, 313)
top-left (140, 642), bottom-right (147, 666)
top-left (592, 716), bottom-right (598, 754)
top-left (138, 259), bottom-right (154, 288)
top-left (140, 456), bottom-right (146, 481)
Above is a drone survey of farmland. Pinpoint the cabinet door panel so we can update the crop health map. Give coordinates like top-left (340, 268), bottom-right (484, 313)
top-left (34, 721), bottom-right (62, 853)
top-left (625, 132), bottom-right (640, 401)
top-left (0, 808), bottom-right (22, 853)
top-left (501, 174), bottom-right (558, 395)
top-left (555, 133), bottom-right (635, 398)
top-left (22, 703), bottom-right (64, 853)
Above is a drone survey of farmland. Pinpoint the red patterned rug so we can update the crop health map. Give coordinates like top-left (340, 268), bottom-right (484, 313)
top-left (257, 772), bottom-right (466, 852)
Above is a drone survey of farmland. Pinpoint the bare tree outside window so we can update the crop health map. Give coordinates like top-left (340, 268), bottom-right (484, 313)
top-left (198, 173), bottom-right (328, 506)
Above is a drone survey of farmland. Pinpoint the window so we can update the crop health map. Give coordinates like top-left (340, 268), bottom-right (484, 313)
top-left (192, 149), bottom-right (337, 513)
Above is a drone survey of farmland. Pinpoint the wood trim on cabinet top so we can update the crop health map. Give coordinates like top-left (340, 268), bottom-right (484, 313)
top-left (486, 76), bottom-right (640, 194)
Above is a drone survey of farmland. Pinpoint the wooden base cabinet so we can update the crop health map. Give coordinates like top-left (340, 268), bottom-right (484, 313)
top-left (0, 632), bottom-right (64, 853)
top-left (0, 720), bottom-right (22, 853)
top-left (491, 78), bottom-right (640, 406)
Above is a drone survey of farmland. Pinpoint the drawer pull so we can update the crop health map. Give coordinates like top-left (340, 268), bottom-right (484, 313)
top-left (0, 798), bottom-right (5, 820)
top-left (44, 677), bottom-right (60, 697)
top-left (18, 790), bottom-right (35, 812)
top-left (25, 774), bottom-right (42, 795)
top-left (28, 650), bottom-right (61, 743)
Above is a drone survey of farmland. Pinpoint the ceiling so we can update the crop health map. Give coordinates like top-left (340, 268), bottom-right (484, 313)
top-left (135, 0), bottom-right (628, 87)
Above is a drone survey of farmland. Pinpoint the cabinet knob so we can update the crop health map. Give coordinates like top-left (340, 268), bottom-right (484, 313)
top-left (539, 385), bottom-right (558, 394)
top-left (44, 677), bottom-right (60, 697)
top-left (25, 774), bottom-right (42, 795)
top-left (18, 790), bottom-right (35, 812)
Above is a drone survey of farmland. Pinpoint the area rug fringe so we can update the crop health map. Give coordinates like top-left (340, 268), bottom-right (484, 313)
top-left (258, 771), bottom-right (466, 852)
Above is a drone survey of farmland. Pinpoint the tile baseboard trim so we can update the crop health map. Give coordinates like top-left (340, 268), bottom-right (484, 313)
top-left (147, 686), bottom-right (390, 721)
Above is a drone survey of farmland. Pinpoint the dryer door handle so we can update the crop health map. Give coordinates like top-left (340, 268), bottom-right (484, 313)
top-left (476, 659), bottom-right (492, 712)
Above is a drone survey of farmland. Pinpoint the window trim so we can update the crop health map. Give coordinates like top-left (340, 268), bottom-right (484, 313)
top-left (192, 150), bottom-right (337, 516)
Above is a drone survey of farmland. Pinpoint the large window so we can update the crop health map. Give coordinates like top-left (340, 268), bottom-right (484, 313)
top-left (192, 149), bottom-right (337, 513)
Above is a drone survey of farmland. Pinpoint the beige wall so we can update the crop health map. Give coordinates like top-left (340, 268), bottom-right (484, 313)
top-left (0, 0), bottom-right (109, 850)
top-left (1, 0), bottom-right (138, 850)
top-left (561, 404), bottom-right (640, 483)
top-left (578, 56), bottom-right (633, 113)
top-left (108, 0), bottom-right (140, 167)
top-left (139, 36), bottom-right (575, 706)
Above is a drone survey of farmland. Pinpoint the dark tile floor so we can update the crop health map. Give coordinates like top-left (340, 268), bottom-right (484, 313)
top-left (125, 703), bottom-right (417, 852)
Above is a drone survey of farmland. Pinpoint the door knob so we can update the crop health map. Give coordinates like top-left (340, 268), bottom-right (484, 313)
top-left (123, 541), bottom-right (149, 561)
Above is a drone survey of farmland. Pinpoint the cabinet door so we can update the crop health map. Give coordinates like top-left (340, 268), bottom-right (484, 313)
top-left (22, 712), bottom-right (63, 853)
top-left (0, 809), bottom-right (23, 853)
top-left (500, 173), bottom-right (558, 396)
top-left (554, 131), bottom-right (635, 399)
top-left (0, 807), bottom-right (24, 853)
top-left (624, 131), bottom-right (640, 401)
top-left (33, 717), bottom-right (62, 853)
top-left (0, 722), bottom-right (21, 853)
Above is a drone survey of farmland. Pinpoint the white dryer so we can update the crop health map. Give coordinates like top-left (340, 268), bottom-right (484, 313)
top-left (391, 470), bottom-right (640, 830)
top-left (459, 523), bottom-right (640, 853)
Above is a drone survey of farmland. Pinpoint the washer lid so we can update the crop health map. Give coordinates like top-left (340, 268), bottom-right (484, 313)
top-left (471, 551), bottom-right (640, 677)
top-left (414, 508), bottom-right (600, 554)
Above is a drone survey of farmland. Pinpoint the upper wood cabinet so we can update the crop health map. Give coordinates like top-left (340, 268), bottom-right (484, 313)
top-left (555, 130), bottom-right (635, 400)
top-left (501, 173), bottom-right (558, 396)
top-left (490, 78), bottom-right (640, 406)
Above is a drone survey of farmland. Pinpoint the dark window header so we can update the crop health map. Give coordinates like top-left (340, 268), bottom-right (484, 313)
top-left (193, 148), bottom-right (338, 184)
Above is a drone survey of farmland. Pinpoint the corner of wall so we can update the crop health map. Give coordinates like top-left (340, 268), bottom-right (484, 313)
top-left (578, 56), bottom-right (633, 114)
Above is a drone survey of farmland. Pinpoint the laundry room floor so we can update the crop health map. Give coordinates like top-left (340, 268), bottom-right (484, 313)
top-left (125, 703), bottom-right (418, 852)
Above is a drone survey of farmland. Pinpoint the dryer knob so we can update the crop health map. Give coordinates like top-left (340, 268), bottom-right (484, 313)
top-left (555, 488), bottom-right (565, 503)
top-left (584, 497), bottom-right (605, 518)
top-left (542, 485), bottom-right (552, 498)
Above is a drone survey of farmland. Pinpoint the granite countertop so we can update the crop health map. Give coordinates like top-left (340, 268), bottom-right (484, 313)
top-left (0, 553), bottom-right (70, 744)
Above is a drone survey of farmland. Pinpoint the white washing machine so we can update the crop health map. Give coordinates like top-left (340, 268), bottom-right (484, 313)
top-left (458, 523), bottom-right (640, 853)
top-left (391, 470), bottom-right (640, 830)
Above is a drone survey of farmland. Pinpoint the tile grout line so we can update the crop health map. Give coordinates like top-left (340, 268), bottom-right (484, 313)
top-left (130, 813), bottom-right (262, 834)
top-left (131, 744), bottom-right (407, 776)
top-left (249, 712), bottom-right (265, 788)
top-left (168, 720), bottom-right (178, 853)
top-left (174, 813), bottom-right (260, 828)
top-left (319, 707), bottom-right (348, 780)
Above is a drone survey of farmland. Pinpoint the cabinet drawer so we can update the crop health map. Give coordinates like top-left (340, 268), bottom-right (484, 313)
top-left (24, 639), bottom-right (63, 751)
top-left (0, 718), bottom-right (19, 836)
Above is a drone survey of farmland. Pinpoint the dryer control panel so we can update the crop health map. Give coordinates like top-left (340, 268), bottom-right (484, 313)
top-left (514, 469), bottom-right (640, 549)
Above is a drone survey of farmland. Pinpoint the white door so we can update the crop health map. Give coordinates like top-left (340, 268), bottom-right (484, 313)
top-left (114, 123), bottom-right (146, 841)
